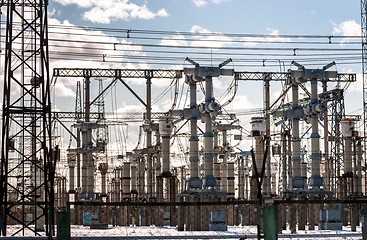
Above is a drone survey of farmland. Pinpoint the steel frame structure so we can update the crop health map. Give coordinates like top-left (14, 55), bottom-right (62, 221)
top-left (361, 0), bottom-right (367, 194)
top-left (0, 0), bottom-right (54, 236)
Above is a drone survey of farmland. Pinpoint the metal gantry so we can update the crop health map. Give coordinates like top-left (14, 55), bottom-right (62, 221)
top-left (0, 0), bottom-right (55, 237)
top-left (53, 67), bottom-right (183, 201)
top-left (52, 68), bottom-right (183, 80)
top-left (235, 70), bottom-right (356, 191)
top-left (235, 71), bottom-right (356, 82)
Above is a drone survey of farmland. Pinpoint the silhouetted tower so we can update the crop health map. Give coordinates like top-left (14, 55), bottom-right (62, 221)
top-left (76, 80), bottom-right (83, 121)
top-left (361, 0), bottom-right (367, 192)
top-left (0, 0), bottom-right (54, 236)
top-left (96, 79), bottom-right (108, 152)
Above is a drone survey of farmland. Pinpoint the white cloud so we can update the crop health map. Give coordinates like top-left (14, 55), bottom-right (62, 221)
top-left (190, 25), bottom-right (233, 49)
top-left (54, 0), bottom-right (168, 24)
top-left (242, 28), bottom-right (291, 47)
top-left (159, 25), bottom-right (234, 56)
top-left (331, 20), bottom-right (361, 47)
top-left (192, 0), bottom-right (229, 7)
top-left (48, 18), bottom-right (147, 97)
top-left (55, 0), bottom-right (94, 8)
top-left (160, 33), bottom-right (189, 47)
top-left (332, 20), bottom-right (361, 37)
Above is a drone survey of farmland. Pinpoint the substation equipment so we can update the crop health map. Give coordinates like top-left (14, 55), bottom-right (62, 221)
top-left (0, 0), bottom-right (365, 237)
top-left (49, 62), bottom-right (359, 235)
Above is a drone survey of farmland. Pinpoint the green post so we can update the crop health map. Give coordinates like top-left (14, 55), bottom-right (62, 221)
top-left (263, 203), bottom-right (278, 240)
top-left (57, 204), bottom-right (71, 240)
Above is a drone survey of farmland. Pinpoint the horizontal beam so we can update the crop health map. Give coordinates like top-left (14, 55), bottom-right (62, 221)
top-left (52, 68), bottom-right (356, 83)
top-left (235, 71), bottom-right (356, 82)
top-left (52, 68), bottom-right (183, 79)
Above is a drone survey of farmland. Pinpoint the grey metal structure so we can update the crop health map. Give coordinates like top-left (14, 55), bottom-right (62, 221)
top-left (53, 68), bottom-right (182, 201)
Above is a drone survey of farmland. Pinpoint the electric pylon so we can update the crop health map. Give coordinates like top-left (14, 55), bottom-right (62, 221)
top-left (0, 0), bottom-right (55, 236)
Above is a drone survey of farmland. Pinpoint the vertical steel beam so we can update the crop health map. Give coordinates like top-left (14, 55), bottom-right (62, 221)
top-left (0, 0), bottom-right (54, 236)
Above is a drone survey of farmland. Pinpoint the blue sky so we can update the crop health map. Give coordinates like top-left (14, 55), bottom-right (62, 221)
top-left (50, 0), bottom-right (360, 36)
top-left (50, 0), bottom-right (360, 34)
top-left (40, 0), bottom-right (364, 154)
top-left (47, 0), bottom-right (362, 74)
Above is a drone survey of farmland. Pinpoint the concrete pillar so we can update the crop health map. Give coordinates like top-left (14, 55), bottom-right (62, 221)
top-left (203, 76), bottom-right (216, 188)
top-left (187, 76), bottom-right (202, 189)
top-left (138, 158), bottom-right (145, 199)
top-left (227, 162), bottom-right (235, 199)
top-left (131, 164), bottom-right (138, 200)
top-left (309, 78), bottom-right (323, 187)
top-left (123, 162), bottom-right (131, 200)
top-left (67, 153), bottom-right (76, 194)
top-left (221, 130), bottom-right (228, 192)
top-left (99, 163), bottom-right (108, 198)
top-left (291, 81), bottom-right (304, 189)
top-left (214, 162), bottom-right (221, 188)
top-left (238, 156), bottom-right (245, 199)
top-left (159, 116), bottom-right (173, 176)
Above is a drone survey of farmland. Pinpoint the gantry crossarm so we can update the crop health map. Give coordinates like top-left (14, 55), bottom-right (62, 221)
top-left (235, 71), bottom-right (356, 82)
top-left (53, 68), bottom-right (356, 83)
top-left (235, 72), bottom-right (289, 81)
top-left (52, 68), bottom-right (183, 80)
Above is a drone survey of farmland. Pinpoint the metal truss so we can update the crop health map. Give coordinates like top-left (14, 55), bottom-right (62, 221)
top-left (0, 0), bottom-right (54, 237)
top-left (52, 68), bottom-right (183, 80)
top-left (361, 0), bottom-right (367, 193)
top-left (235, 71), bottom-right (356, 82)
top-left (53, 68), bottom-right (356, 83)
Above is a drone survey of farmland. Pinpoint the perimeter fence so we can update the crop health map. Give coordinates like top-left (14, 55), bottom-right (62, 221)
top-left (53, 198), bottom-right (366, 239)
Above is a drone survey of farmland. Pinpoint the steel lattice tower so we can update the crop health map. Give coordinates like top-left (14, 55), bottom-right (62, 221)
top-left (0, 0), bottom-right (55, 236)
top-left (361, 0), bottom-right (367, 193)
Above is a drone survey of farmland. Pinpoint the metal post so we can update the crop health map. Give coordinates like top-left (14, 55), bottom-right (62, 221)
top-left (57, 205), bottom-right (70, 240)
top-left (263, 202), bottom-right (278, 240)
top-left (264, 77), bottom-right (271, 196)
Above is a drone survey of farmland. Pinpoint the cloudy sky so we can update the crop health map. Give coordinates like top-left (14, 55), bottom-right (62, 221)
top-left (2, 0), bottom-right (363, 161)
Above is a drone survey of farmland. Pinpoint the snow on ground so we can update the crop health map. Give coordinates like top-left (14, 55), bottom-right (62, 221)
top-left (5, 225), bottom-right (363, 239)
top-left (69, 225), bottom-right (362, 239)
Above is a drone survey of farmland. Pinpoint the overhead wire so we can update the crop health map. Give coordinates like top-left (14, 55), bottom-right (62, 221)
top-left (0, 28), bottom-right (361, 67)
top-left (0, 20), bottom-right (363, 70)
top-left (44, 23), bottom-right (362, 40)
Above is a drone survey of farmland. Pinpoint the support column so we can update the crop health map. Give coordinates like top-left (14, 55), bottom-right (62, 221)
top-left (138, 157), bottom-right (145, 200)
top-left (221, 130), bottom-right (228, 192)
top-left (81, 76), bottom-right (95, 200)
top-left (146, 76), bottom-right (154, 200)
top-left (238, 156), bottom-right (245, 199)
top-left (291, 81), bottom-right (304, 189)
top-left (203, 75), bottom-right (216, 188)
top-left (264, 77), bottom-right (271, 196)
top-left (309, 78), bottom-right (323, 187)
top-left (67, 153), bottom-right (76, 194)
top-left (99, 163), bottom-right (108, 198)
top-left (159, 116), bottom-right (173, 177)
top-left (187, 76), bottom-right (202, 189)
